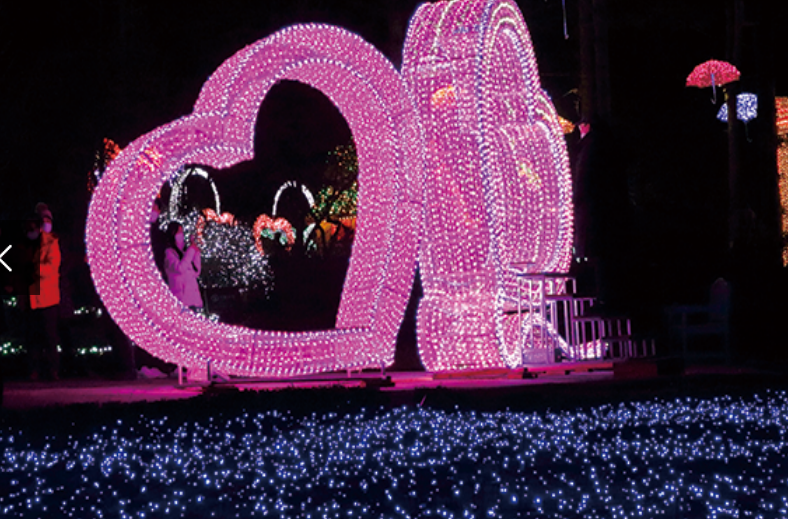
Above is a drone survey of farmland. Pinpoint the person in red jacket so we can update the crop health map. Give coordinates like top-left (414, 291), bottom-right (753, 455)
top-left (26, 204), bottom-right (61, 381)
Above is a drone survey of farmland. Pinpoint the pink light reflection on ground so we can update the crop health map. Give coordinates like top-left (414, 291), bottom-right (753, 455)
top-left (2, 379), bottom-right (201, 410)
top-left (2, 370), bottom-right (616, 409)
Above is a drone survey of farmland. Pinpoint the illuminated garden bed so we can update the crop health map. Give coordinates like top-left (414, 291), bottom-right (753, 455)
top-left (2, 389), bottom-right (787, 518)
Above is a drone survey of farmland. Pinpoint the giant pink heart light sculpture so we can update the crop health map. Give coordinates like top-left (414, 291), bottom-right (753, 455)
top-left (403, 0), bottom-right (573, 370)
top-left (87, 0), bottom-right (573, 376)
top-left (86, 24), bottom-right (422, 377)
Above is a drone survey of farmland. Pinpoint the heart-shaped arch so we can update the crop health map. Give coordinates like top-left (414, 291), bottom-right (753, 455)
top-left (86, 24), bottom-right (422, 377)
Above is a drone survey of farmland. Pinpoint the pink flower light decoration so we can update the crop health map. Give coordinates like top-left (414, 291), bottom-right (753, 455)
top-left (86, 24), bottom-right (421, 377)
top-left (404, 0), bottom-right (573, 370)
top-left (202, 208), bottom-right (236, 226)
top-left (253, 214), bottom-right (296, 254)
top-left (195, 208), bottom-right (238, 246)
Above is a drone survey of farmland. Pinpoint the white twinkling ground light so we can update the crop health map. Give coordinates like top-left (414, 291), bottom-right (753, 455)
top-left (2, 391), bottom-right (787, 518)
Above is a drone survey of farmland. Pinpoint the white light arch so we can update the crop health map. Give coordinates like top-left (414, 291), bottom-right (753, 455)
top-left (272, 180), bottom-right (315, 217)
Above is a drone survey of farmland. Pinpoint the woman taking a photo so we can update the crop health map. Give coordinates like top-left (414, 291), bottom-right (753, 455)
top-left (164, 223), bottom-right (204, 312)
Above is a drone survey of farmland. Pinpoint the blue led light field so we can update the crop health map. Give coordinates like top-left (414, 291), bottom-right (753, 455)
top-left (2, 391), bottom-right (787, 518)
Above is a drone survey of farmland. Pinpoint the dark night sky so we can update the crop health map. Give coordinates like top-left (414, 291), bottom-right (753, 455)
top-left (1, 0), bottom-right (786, 307)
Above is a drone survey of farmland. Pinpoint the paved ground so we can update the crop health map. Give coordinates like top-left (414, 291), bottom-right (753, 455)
top-left (1, 366), bottom-right (617, 409)
top-left (2, 377), bottom-right (202, 409)
top-left (2, 359), bottom-right (776, 411)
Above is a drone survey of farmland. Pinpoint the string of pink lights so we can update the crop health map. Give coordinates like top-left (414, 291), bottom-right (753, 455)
top-left (85, 0), bottom-right (573, 376)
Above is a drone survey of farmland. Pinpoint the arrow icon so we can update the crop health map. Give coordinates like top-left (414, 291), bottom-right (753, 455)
top-left (0, 244), bottom-right (11, 272)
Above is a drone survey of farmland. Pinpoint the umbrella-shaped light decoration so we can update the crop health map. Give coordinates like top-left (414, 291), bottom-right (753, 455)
top-left (717, 92), bottom-right (757, 140)
top-left (686, 59), bottom-right (741, 104)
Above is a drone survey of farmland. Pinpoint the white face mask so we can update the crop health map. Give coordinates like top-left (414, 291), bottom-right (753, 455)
top-left (27, 230), bottom-right (40, 240)
top-left (41, 222), bottom-right (52, 233)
